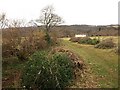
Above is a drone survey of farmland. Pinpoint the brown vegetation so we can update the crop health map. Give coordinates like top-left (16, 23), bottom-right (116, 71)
top-left (95, 38), bottom-right (116, 49)
top-left (2, 28), bottom-right (59, 60)
top-left (51, 47), bottom-right (85, 77)
top-left (69, 37), bottom-right (81, 42)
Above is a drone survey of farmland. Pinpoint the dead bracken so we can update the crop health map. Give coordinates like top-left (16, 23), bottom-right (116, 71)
top-left (51, 47), bottom-right (86, 78)
top-left (51, 47), bottom-right (84, 68)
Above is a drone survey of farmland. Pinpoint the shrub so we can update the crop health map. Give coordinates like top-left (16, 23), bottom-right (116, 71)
top-left (95, 38), bottom-right (116, 49)
top-left (45, 32), bottom-right (51, 45)
top-left (21, 51), bottom-right (74, 89)
top-left (2, 36), bottom-right (21, 58)
top-left (78, 37), bottom-right (91, 44)
top-left (69, 37), bottom-right (100, 45)
top-left (78, 37), bottom-right (100, 45)
top-left (2, 29), bottom-right (59, 60)
top-left (69, 37), bottom-right (80, 42)
top-left (50, 53), bottom-right (74, 87)
top-left (91, 38), bottom-right (100, 45)
top-left (2, 29), bottom-right (48, 60)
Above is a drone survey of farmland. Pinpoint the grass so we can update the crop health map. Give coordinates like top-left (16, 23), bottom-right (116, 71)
top-left (2, 36), bottom-right (118, 88)
top-left (60, 37), bottom-right (118, 88)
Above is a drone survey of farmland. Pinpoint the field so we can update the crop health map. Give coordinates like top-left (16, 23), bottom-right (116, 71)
top-left (60, 37), bottom-right (118, 88)
top-left (2, 35), bottom-right (119, 88)
top-left (1, 3), bottom-right (119, 89)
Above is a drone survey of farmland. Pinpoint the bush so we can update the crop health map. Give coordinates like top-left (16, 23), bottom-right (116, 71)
top-left (69, 37), bottom-right (100, 45)
top-left (78, 37), bottom-right (91, 44)
top-left (45, 32), bottom-right (51, 45)
top-left (69, 37), bottom-right (80, 42)
top-left (2, 29), bottom-right (59, 60)
top-left (51, 53), bottom-right (74, 87)
top-left (78, 37), bottom-right (100, 45)
top-left (95, 38), bottom-right (116, 49)
top-left (21, 51), bottom-right (74, 89)
top-left (2, 37), bottom-right (21, 58)
top-left (91, 38), bottom-right (100, 45)
top-left (2, 29), bottom-right (48, 60)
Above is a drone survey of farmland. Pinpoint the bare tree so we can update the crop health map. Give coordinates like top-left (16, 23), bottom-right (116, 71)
top-left (9, 19), bottom-right (25, 28)
top-left (0, 13), bottom-right (8, 29)
top-left (37, 5), bottom-right (64, 32)
top-left (36, 5), bottom-right (64, 45)
top-left (27, 20), bottom-right (38, 27)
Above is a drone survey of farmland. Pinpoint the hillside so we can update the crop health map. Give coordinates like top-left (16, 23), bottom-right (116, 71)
top-left (2, 25), bottom-right (118, 38)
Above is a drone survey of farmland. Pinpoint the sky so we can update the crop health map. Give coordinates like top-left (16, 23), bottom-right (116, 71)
top-left (0, 0), bottom-right (119, 25)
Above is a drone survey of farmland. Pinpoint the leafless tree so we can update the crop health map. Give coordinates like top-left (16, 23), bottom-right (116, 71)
top-left (36, 5), bottom-right (64, 32)
top-left (0, 13), bottom-right (8, 29)
top-left (9, 19), bottom-right (25, 28)
top-left (27, 20), bottom-right (38, 27)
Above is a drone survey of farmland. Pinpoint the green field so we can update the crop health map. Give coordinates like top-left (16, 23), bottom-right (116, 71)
top-left (60, 37), bottom-right (118, 88)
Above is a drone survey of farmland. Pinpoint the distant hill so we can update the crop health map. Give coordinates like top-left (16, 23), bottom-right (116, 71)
top-left (2, 25), bottom-right (118, 37)
top-left (52, 25), bottom-right (118, 37)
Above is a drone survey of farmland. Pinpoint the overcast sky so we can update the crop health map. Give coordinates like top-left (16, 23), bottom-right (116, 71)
top-left (0, 0), bottom-right (119, 25)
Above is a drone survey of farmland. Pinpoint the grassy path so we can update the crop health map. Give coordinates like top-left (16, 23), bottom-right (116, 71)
top-left (60, 38), bottom-right (118, 88)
